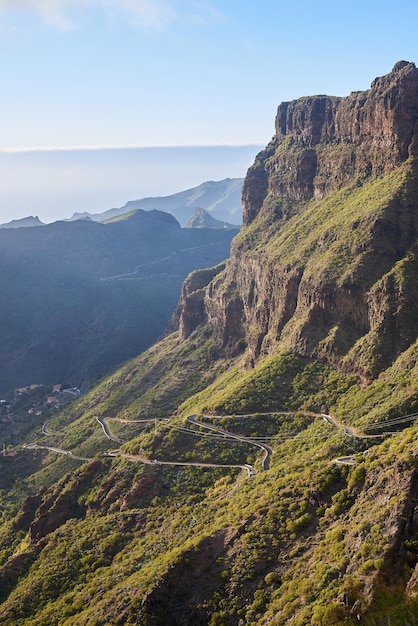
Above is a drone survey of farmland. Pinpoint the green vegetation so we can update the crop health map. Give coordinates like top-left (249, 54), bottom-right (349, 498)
top-left (0, 328), bottom-right (416, 624)
top-left (179, 351), bottom-right (357, 416)
top-left (242, 161), bottom-right (415, 285)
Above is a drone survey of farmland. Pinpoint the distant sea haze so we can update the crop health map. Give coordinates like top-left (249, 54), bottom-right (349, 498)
top-left (0, 145), bottom-right (263, 224)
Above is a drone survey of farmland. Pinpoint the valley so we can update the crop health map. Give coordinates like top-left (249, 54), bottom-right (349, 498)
top-left (0, 209), bottom-right (238, 394)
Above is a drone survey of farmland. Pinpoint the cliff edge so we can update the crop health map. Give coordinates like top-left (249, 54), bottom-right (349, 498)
top-left (243, 60), bottom-right (418, 225)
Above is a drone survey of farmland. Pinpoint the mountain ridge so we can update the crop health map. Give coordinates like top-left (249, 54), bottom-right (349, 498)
top-left (0, 215), bottom-right (44, 229)
top-left (243, 60), bottom-right (418, 225)
top-left (185, 207), bottom-right (238, 229)
top-left (176, 61), bottom-right (418, 383)
top-left (0, 178), bottom-right (244, 229)
top-left (70, 177), bottom-right (244, 227)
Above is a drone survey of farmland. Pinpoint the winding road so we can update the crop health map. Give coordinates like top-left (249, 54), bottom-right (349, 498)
top-left (321, 414), bottom-right (390, 439)
top-left (100, 243), bottom-right (225, 282)
top-left (25, 443), bottom-right (91, 462)
top-left (25, 409), bottom-right (417, 475)
top-left (96, 416), bottom-right (120, 442)
top-left (107, 449), bottom-right (255, 477)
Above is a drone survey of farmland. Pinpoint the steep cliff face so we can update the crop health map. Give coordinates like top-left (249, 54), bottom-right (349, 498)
top-left (243, 60), bottom-right (418, 225)
top-left (179, 62), bottom-right (418, 380)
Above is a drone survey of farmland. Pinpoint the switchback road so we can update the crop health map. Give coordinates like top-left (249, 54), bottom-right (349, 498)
top-left (26, 409), bottom-right (417, 475)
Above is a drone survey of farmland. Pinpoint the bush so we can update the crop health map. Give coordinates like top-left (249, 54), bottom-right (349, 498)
top-left (264, 571), bottom-right (280, 586)
top-left (287, 512), bottom-right (312, 534)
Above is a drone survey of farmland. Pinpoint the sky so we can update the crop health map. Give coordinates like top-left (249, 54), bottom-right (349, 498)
top-left (0, 0), bottom-right (418, 222)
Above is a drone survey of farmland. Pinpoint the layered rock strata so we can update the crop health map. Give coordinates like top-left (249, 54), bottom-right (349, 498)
top-left (243, 60), bottom-right (418, 225)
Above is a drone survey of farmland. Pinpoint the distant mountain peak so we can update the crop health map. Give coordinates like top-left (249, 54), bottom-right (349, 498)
top-left (103, 207), bottom-right (180, 227)
top-left (185, 207), bottom-right (239, 229)
top-left (0, 215), bottom-right (44, 229)
top-left (66, 212), bottom-right (93, 222)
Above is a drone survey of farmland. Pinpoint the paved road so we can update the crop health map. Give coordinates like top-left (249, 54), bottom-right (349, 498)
top-left (321, 414), bottom-right (357, 437)
top-left (42, 421), bottom-right (51, 435)
top-left (53, 416), bottom-right (255, 477)
top-left (321, 413), bottom-right (389, 439)
top-left (107, 449), bottom-right (255, 477)
top-left (25, 443), bottom-right (91, 461)
top-left (96, 416), bottom-right (120, 442)
top-left (28, 409), bottom-right (408, 475)
top-left (334, 456), bottom-right (357, 466)
top-left (100, 243), bottom-right (224, 282)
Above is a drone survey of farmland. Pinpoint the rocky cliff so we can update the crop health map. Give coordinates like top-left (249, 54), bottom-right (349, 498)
top-left (178, 61), bottom-right (418, 381)
top-left (242, 60), bottom-right (418, 225)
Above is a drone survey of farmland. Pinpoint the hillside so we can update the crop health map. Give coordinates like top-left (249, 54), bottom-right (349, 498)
top-left (0, 62), bottom-right (417, 626)
top-left (0, 209), bottom-right (236, 394)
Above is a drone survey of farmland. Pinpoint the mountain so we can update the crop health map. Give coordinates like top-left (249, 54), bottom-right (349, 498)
top-left (185, 207), bottom-right (238, 229)
top-left (0, 62), bottom-right (418, 625)
top-left (70, 177), bottom-right (244, 226)
top-left (65, 212), bottom-right (92, 222)
top-left (0, 209), bottom-right (236, 394)
top-left (0, 215), bottom-right (44, 228)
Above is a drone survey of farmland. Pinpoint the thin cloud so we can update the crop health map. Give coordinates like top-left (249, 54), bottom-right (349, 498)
top-left (103, 0), bottom-right (176, 30)
top-left (0, 1), bottom-right (175, 31)
top-left (0, 1), bottom-right (224, 31)
top-left (0, 0), bottom-right (71, 29)
top-left (187, 1), bottom-right (225, 26)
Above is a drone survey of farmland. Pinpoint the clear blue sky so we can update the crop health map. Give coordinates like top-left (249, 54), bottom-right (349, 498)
top-left (1, 0), bottom-right (417, 150)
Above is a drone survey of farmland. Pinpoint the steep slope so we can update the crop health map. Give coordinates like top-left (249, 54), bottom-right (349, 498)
top-left (0, 62), bottom-right (417, 626)
top-left (179, 61), bottom-right (418, 380)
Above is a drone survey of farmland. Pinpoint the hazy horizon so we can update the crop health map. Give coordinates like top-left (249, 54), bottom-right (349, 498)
top-left (0, 144), bottom-right (262, 225)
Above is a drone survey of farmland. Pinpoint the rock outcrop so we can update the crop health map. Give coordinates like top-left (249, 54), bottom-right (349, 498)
top-left (242, 60), bottom-right (418, 225)
top-left (178, 62), bottom-right (418, 380)
top-left (29, 460), bottom-right (103, 544)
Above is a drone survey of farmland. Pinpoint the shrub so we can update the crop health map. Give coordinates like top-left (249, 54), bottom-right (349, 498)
top-left (264, 571), bottom-right (281, 586)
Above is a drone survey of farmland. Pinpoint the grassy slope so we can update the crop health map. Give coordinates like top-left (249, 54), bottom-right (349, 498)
top-left (0, 344), bottom-right (416, 625)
